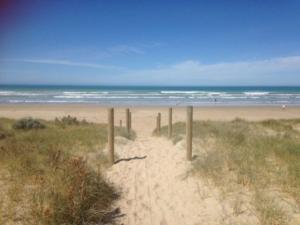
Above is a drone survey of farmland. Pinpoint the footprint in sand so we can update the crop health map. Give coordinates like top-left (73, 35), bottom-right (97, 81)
top-left (126, 199), bottom-right (132, 206)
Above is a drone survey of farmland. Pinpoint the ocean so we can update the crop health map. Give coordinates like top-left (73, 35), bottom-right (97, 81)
top-left (1, 85), bottom-right (300, 106)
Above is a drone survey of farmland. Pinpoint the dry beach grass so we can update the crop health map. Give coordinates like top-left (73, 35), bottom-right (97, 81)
top-left (1, 105), bottom-right (300, 224)
top-left (0, 117), bottom-right (135, 225)
top-left (159, 118), bottom-right (300, 225)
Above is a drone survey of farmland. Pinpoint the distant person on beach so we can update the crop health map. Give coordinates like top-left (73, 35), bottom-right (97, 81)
top-left (282, 104), bottom-right (286, 110)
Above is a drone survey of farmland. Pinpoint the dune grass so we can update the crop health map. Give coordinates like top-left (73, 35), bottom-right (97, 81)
top-left (0, 117), bottom-right (133, 225)
top-left (159, 118), bottom-right (300, 224)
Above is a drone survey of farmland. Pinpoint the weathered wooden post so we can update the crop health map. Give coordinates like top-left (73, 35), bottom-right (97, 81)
top-left (156, 112), bottom-right (161, 135)
top-left (168, 107), bottom-right (172, 139)
top-left (126, 108), bottom-right (130, 133)
top-left (186, 106), bottom-right (193, 161)
top-left (129, 111), bottom-right (132, 131)
top-left (108, 108), bottom-right (114, 165)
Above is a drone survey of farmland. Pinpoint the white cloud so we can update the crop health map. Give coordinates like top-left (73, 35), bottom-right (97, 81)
top-left (96, 43), bottom-right (162, 58)
top-left (117, 56), bottom-right (300, 85)
top-left (0, 58), bottom-right (121, 70)
top-left (167, 56), bottom-right (300, 75)
top-left (44, 43), bottom-right (152, 61)
top-left (1, 55), bottom-right (300, 85)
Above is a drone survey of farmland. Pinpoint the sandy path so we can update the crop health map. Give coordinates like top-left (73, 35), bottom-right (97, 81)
top-left (106, 135), bottom-right (258, 225)
top-left (105, 109), bottom-right (261, 225)
top-left (107, 136), bottom-right (216, 225)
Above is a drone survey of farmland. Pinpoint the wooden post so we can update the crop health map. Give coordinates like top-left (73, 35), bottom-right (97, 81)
top-left (108, 108), bottom-right (114, 165)
top-left (126, 108), bottom-right (130, 133)
top-left (120, 120), bottom-right (122, 128)
top-left (156, 112), bottom-right (161, 135)
top-left (129, 111), bottom-right (132, 131)
top-left (186, 106), bottom-right (193, 161)
top-left (168, 107), bottom-right (172, 139)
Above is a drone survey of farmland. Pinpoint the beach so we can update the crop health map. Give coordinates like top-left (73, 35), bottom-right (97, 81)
top-left (1, 104), bottom-right (300, 135)
top-left (1, 104), bottom-right (300, 224)
top-left (2, 0), bottom-right (300, 223)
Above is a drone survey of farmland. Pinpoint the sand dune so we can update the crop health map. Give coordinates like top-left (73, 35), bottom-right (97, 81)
top-left (1, 104), bottom-right (300, 224)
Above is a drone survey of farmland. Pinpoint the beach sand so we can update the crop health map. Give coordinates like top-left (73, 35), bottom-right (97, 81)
top-left (0, 104), bottom-right (299, 136)
top-left (1, 104), bottom-right (300, 225)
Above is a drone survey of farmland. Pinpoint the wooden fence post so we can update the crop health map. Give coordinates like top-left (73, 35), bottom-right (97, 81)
top-left (168, 107), bottom-right (172, 139)
top-left (126, 108), bottom-right (130, 133)
top-left (186, 106), bottom-right (193, 161)
top-left (129, 111), bottom-right (132, 131)
top-left (108, 108), bottom-right (114, 165)
top-left (156, 112), bottom-right (161, 135)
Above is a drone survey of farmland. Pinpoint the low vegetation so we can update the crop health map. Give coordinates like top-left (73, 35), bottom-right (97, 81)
top-left (55, 115), bottom-right (88, 127)
top-left (159, 118), bottom-right (300, 225)
top-left (13, 117), bottom-right (46, 130)
top-left (0, 116), bottom-right (133, 225)
top-left (117, 127), bottom-right (137, 141)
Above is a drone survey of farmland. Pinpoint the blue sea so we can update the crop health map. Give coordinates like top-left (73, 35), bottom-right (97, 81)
top-left (1, 85), bottom-right (300, 106)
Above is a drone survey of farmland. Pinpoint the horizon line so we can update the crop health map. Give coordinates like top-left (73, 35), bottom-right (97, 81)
top-left (1, 84), bottom-right (300, 88)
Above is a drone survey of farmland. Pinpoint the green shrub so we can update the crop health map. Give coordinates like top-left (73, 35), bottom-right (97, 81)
top-left (55, 115), bottom-right (88, 127)
top-left (13, 118), bottom-right (46, 130)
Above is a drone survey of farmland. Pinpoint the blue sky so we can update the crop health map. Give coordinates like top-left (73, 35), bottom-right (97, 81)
top-left (1, 0), bottom-right (300, 85)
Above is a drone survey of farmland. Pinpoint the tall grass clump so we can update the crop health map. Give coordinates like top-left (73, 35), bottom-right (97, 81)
top-left (159, 118), bottom-right (300, 224)
top-left (31, 157), bottom-right (118, 225)
top-left (116, 127), bottom-right (137, 140)
top-left (55, 115), bottom-right (88, 127)
top-left (13, 117), bottom-right (46, 130)
top-left (0, 118), bottom-right (119, 224)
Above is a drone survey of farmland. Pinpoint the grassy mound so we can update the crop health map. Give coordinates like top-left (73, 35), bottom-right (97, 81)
top-left (0, 117), bottom-right (122, 225)
top-left (159, 118), bottom-right (300, 224)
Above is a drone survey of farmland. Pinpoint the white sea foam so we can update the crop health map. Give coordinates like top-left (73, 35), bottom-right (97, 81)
top-left (8, 99), bottom-right (91, 103)
top-left (0, 91), bottom-right (15, 96)
top-left (1, 88), bottom-right (300, 105)
top-left (142, 96), bottom-right (165, 99)
top-left (63, 91), bottom-right (109, 95)
top-left (105, 96), bottom-right (139, 99)
top-left (244, 92), bottom-right (269, 96)
top-left (220, 96), bottom-right (248, 99)
top-left (161, 91), bottom-right (203, 94)
top-left (207, 92), bottom-right (226, 96)
top-left (55, 95), bottom-right (141, 99)
top-left (8, 100), bottom-right (24, 103)
top-left (0, 91), bottom-right (43, 96)
top-left (168, 96), bottom-right (185, 99)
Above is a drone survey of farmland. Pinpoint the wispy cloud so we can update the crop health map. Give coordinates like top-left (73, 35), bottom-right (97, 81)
top-left (105, 42), bottom-right (163, 56)
top-left (107, 45), bottom-right (145, 55)
top-left (0, 58), bottom-right (122, 70)
top-left (2, 55), bottom-right (300, 85)
top-left (47, 42), bottom-right (162, 60)
top-left (116, 56), bottom-right (300, 85)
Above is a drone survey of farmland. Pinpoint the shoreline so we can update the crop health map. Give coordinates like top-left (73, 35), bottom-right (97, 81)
top-left (1, 104), bottom-right (300, 136)
top-left (1, 103), bottom-right (300, 108)
top-left (2, 85), bottom-right (300, 106)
